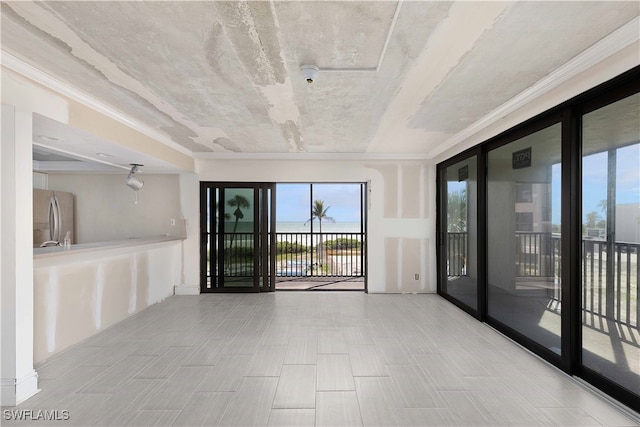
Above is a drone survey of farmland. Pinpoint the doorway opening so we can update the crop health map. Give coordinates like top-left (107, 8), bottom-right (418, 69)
top-left (275, 183), bottom-right (366, 291)
top-left (199, 182), bottom-right (367, 293)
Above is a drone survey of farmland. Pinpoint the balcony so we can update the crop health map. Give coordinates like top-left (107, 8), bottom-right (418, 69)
top-left (446, 231), bottom-right (639, 395)
top-left (447, 232), bottom-right (639, 329)
top-left (213, 232), bottom-right (365, 279)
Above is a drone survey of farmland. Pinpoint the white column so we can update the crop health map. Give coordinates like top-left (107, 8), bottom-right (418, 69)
top-left (1, 105), bottom-right (38, 405)
top-left (175, 173), bottom-right (200, 295)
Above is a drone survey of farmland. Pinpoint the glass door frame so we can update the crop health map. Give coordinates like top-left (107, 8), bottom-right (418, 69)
top-left (435, 67), bottom-right (640, 410)
top-left (484, 112), bottom-right (569, 371)
top-left (199, 181), bottom-right (276, 293)
top-left (436, 146), bottom-right (486, 320)
top-left (575, 78), bottom-right (640, 406)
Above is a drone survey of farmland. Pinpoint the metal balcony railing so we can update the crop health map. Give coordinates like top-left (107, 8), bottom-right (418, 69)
top-left (275, 232), bottom-right (365, 278)
top-left (446, 232), bottom-right (639, 329)
top-left (212, 232), bottom-right (365, 279)
top-left (582, 239), bottom-right (639, 329)
top-left (446, 232), bottom-right (467, 276)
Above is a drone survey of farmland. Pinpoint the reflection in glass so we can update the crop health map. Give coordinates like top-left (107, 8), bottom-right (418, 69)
top-left (224, 188), bottom-right (254, 287)
top-left (441, 158), bottom-right (478, 310)
top-left (582, 93), bottom-right (639, 394)
top-left (487, 123), bottom-right (562, 354)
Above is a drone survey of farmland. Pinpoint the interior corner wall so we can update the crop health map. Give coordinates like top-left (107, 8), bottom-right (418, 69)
top-left (177, 173), bottom-right (200, 293)
top-left (1, 105), bottom-right (38, 406)
top-left (195, 158), bottom-right (436, 293)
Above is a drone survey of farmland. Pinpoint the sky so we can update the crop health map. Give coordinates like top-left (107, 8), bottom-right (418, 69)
top-left (447, 144), bottom-right (638, 227)
top-left (276, 183), bottom-right (362, 223)
top-left (552, 144), bottom-right (639, 225)
top-left (581, 145), bottom-right (640, 221)
top-left (273, 144), bottom-right (639, 227)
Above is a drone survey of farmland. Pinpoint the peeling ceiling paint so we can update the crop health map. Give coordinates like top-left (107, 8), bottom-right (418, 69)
top-left (1, 1), bottom-right (638, 157)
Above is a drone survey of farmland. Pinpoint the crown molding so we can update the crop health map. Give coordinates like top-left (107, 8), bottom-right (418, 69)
top-left (430, 16), bottom-right (640, 159)
top-left (193, 151), bottom-right (431, 162)
top-left (1, 51), bottom-right (193, 157)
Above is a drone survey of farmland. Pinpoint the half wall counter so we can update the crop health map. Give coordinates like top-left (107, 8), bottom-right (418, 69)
top-left (33, 236), bottom-right (184, 364)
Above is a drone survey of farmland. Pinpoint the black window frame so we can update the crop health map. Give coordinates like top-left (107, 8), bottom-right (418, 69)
top-left (436, 65), bottom-right (640, 411)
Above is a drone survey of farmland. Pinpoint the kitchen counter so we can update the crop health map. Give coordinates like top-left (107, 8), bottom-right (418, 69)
top-left (33, 235), bottom-right (185, 261)
top-left (32, 235), bottom-right (185, 364)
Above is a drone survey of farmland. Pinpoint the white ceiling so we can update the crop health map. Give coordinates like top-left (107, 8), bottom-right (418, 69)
top-left (1, 1), bottom-right (639, 170)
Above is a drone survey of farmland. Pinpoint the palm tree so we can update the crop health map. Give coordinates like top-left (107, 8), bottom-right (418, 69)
top-left (227, 194), bottom-right (250, 253)
top-left (305, 200), bottom-right (335, 268)
top-left (597, 199), bottom-right (608, 214)
top-left (447, 189), bottom-right (467, 232)
top-left (585, 211), bottom-right (602, 229)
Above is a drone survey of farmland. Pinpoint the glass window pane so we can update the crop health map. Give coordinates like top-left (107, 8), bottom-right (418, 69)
top-left (224, 188), bottom-right (254, 287)
top-left (582, 93), bottom-right (640, 394)
top-left (441, 157), bottom-right (478, 310)
top-left (487, 123), bottom-right (562, 354)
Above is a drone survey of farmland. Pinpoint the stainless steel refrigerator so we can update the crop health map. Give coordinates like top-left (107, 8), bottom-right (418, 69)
top-left (33, 189), bottom-right (75, 247)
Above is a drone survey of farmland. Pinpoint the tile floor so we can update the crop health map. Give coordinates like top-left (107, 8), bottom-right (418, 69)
top-left (276, 277), bottom-right (365, 291)
top-left (3, 292), bottom-right (639, 426)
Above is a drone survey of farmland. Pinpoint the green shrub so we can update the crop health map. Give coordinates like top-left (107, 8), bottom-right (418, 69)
top-left (276, 241), bottom-right (308, 254)
top-left (229, 245), bottom-right (254, 258)
top-left (324, 238), bottom-right (361, 250)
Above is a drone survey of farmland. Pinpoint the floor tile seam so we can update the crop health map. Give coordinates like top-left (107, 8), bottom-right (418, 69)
top-left (533, 407), bottom-right (605, 427)
top-left (316, 387), bottom-right (357, 392)
top-left (438, 390), bottom-right (508, 423)
top-left (316, 389), bottom-right (365, 427)
top-left (76, 356), bottom-right (157, 393)
top-left (352, 374), bottom-right (391, 378)
top-left (139, 392), bottom-right (199, 412)
top-left (242, 374), bottom-right (282, 378)
top-left (271, 403), bottom-right (317, 410)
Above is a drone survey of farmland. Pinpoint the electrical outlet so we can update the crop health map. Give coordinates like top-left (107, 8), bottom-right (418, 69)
top-left (414, 273), bottom-right (420, 280)
top-left (170, 218), bottom-right (176, 226)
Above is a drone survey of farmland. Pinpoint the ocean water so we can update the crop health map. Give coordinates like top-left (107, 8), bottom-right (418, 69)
top-left (276, 221), bottom-right (361, 233)
top-left (223, 221), bottom-right (362, 233)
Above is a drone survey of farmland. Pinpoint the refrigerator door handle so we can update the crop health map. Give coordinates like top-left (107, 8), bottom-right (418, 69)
top-left (48, 194), bottom-right (61, 242)
top-left (47, 195), bottom-right (54, 240)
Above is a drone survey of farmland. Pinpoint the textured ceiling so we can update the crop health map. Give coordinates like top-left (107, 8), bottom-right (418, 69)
top-left (1, 1), bottom-right (639, 159)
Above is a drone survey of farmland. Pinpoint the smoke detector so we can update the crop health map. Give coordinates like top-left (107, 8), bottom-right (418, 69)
top-left (301, 65), bottom-right (319, 84)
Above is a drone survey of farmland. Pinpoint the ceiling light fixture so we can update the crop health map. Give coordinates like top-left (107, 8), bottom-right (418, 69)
top-left (301, 65), bottom-right (319, 84)
top-left (96, 152), bottom-right (114, 158)
top-left (126, 163), bottom-right (144, 191)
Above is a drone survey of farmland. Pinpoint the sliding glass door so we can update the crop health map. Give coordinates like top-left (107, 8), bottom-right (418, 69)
top-left (581, 93), bottom-right (639, 395)
top-left (487, 122), bottom-right (563, 356)
top-left (200, 182), bottom-right (276, 293)
top-left (436, 69), bottom-right (639, 408)
top-left (438, 155), bottom-right (479, 313)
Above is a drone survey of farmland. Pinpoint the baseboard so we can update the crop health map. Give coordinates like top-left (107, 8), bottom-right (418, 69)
top-left (174, 285), bottom-right (200, 295)
top-left (1, 369), bottom-right (39, 406)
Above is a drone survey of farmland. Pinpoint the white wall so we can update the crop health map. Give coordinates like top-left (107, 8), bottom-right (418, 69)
top-left (47, 174), bottom-right (185, 243)
top-left (616, 203), bottom-right (640, 243)
top-left (33, 241), bottom-right (180, 364)
top-left (176, 173), bottom-right (200, 294)
top-left (195, 158), bottom-right (436, 293)
top-left (2, 66), bottom-right (77, 406)
top-left (1, 105), bottom-right (38, 406)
